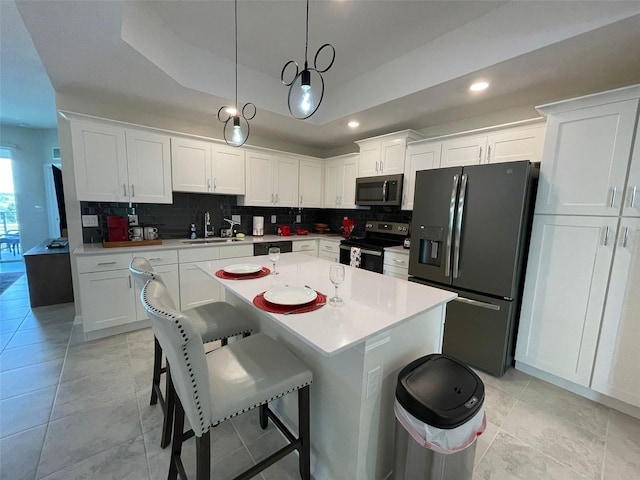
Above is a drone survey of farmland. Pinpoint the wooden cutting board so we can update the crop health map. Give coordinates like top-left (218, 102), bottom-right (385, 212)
top-left (102, 239), bottom-right (162, 248)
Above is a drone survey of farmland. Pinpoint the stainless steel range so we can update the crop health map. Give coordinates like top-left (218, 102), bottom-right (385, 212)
top-left (339, 221), bottom-right (409, 273)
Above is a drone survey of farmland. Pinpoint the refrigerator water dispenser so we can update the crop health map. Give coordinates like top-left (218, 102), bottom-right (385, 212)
top-left (417, 226), bottom-right (444, 266)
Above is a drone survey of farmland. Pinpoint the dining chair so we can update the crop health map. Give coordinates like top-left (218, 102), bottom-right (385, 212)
top-left (129, 257), bottom-right (255, 448)
top-left (142, 279), bottom-right (312, 480)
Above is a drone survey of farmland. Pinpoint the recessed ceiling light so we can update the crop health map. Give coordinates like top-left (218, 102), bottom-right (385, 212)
top-left (347, 121), bottom-right (360, 128)
top-left (469, 81), bottom-right (489, 92)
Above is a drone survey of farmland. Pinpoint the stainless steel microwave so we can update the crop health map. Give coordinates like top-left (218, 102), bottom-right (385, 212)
top-left (355, 174), bottom-right (403, 206)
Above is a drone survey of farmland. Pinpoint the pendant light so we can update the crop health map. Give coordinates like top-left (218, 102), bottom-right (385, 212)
top-left (281, 0), bottom-right (335, 120)
top-left (218, 0), bottom-right (256, 147)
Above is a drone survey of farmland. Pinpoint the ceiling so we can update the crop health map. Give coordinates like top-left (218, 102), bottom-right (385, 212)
top-left (2, 1), bottom-right (640, 153)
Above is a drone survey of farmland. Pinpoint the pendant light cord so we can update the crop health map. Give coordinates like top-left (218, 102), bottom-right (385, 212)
top-left (304, 0), bottom-right (309, 67)
top-left (235, 0), bottom-right (238, 111)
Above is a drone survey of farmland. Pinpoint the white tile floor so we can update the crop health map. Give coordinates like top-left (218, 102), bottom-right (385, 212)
top-left (1, 259), bottom-right (639, 480)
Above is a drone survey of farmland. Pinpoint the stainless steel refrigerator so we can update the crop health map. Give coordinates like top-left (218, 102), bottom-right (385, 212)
top-left (408, 161), bottom-right (538, 376)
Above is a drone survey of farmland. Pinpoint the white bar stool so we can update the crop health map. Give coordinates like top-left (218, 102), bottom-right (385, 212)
top-left (130, 257), bottom-right (255, 448)
top-left (142, 279), bottom-right (312, 480)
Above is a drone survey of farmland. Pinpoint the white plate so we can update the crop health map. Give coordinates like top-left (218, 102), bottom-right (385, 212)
top-left (223, 263), bottom-right (263, 275)
top-left (264, 286), bottom-right (317, 306)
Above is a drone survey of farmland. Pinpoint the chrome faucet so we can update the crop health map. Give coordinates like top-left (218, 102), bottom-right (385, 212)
top-left (204, 212), bottom-right (215, 238)
top-left (223, 218), bottom-right (241, 237)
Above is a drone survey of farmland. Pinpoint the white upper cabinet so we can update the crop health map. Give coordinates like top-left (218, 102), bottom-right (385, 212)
top-left (211, 144), bottom-right (245, 195)
top-left (72, 121), bottom-right (172, 203)
top-left (71, 121), bottom-right (173, 204)
top-left (439, 124), bottom-right (546, 168)
top-left (486, 125), bottom-right (546, 164)
top-left (535, 96), bottom-right (639, 216)
top-left (72, 121), bottom-right (129, 202)
top-left (515, 215), bottom-right (617, 386)
top-left (299, 159), bottom-right (324, 208)
top-left (402, 140), bottom-right (442, 210)
top-left (124, 130), bottom-right (172, 203)
top-left (324, 154), bottom-right (358, 208)
top-left (440, 134), bottom-right (487, 168)
top-left (241, 150), bottom-right (299, 207)
top-left (356, 130), bottom-right (422, 177)
top-left (171, 138), bottom-right (245, 195)
top-left (171, 137), bottom-right (210, 193)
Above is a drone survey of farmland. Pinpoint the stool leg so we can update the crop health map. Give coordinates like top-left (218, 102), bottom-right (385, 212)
top-left (298, 386), bottom-right (311, 480)
top-left (196, 432), bottom-right (211, 480)
top-left (161, 363), bottom-right (174, 449)
top-left (168, 394), bottom-right (185, 480)
top-left (259, 404), bottom-right (268, 429)
top-left (150, 337), bottom-right (163, 406)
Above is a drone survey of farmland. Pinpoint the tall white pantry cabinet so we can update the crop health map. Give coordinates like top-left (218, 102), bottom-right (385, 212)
top-left (516, 85), bottom-right (640, 409)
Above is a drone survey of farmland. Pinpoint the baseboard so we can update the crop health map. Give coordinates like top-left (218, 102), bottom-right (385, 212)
top-left (515, 361), bottom-right (640, 420)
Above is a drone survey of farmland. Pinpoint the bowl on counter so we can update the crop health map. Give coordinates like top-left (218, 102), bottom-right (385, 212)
top-left (314, 223), bottom-right (329, 234)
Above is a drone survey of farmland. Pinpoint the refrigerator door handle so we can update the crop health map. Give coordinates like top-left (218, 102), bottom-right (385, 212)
top-left (445, 174), bottom-right (459, 277)
top-left (453, 173), bottom-right (468, 278)
top-left (454, 296), bottom-right (501, 311)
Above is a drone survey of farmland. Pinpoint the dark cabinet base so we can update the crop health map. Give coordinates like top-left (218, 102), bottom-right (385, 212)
top-left (24, 240), bottom-right (74, 308)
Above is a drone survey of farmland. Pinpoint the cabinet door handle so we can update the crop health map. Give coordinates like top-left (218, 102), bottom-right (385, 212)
top-left (375, 161), bottom-right (379, 173)
top-left (611, 186), bottom-right (618, 208)
top-left (128, 276), bottom-right (132, 289)
top-left (130, 184), bottom-right (135, 198)
top-left (631, 185), bottom-right (638, 208)
top-left (275, 193), bottom-right (279, 204)
top-left (123, 184), bottom-right (128, 197)
top-left (213, 178), bottom-right (217, 190)
top-left (207, 178), bottom-right (211, 191)
top-left (623, 226), bottom-right (630, 248)
top-left (487, 145), bottom-right (491, 162)
top-left (380, 161), bottom-right (384, 173)
top-left (393, 259), bottom-right (406, 265)
top-left (148, 257), bottom-right (162, 262)
top-left (97, 261), bottom-right (117, 266)
top-left (271, 193), bottom-right (274, 204)
top-left (300, 195), bottom-right (303, 205)
top-left (478, 147), bottom-right (483, 162)
top-left (604, 226), bottom-right (610, 246)
top-left (325, 245), bottom-right (334, 251)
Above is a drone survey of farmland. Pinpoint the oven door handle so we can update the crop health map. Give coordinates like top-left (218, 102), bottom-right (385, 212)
top-left (339, 245), bottom-right (383, 256)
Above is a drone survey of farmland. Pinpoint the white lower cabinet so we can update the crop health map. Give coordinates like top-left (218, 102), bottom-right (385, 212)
top-left (293, 239), bottom-right (318, 257)
top-left (319, 239), bottom-right (341, 262)
top-left (591, 218), bottom-right (640, 407)
top-left (515, 215), bottom-right (617, 386)
top-left (78, 251), bottom-right (180, 334)
top-left (178, 247), bottom-right (222, 309)
top-left (383, 249), bottom-right (409, 280)
top-left (79, 268), bottom-right (138, 333)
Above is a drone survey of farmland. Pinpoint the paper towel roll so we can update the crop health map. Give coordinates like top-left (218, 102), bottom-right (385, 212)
top-left (253, 216), bottom-right (264, 236)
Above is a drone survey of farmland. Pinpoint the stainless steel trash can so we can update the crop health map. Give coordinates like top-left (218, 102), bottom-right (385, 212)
top-left (393, 354), bottom-right (485, 480)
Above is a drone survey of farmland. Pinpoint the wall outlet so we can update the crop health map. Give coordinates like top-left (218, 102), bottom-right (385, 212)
top-left (128, 214), bottom-right (139, 226)
top-left (81, 214), bottom-right (99, 227)
top-left (232, 214), bottom-right (241, 223)
top-left (271, 215), bottom-right (277, 223)
top-left (366, 366), bottom-right (382, 398)
top-left (296, 214), bottom-right (301, 223)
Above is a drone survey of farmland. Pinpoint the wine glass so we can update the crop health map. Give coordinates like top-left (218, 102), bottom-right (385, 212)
top-left (329, 264), bottom-right (345, 306)
top-left (268, 246), bottom-right (280, 275)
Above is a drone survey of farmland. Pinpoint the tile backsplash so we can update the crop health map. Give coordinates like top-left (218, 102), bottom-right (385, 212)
top-left (81, 193), bottom-right (412, 243)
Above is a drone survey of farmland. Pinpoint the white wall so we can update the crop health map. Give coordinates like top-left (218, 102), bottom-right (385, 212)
top-left (0, 125), bottom-right (59, 252)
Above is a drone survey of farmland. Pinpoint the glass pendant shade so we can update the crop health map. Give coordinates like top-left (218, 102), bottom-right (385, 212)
top-left (286, 67), bottom-right (325, 119)
top-left (217, 0), bottom-right (256, 147)
top-left (281, 0), bottom-right (335, 120)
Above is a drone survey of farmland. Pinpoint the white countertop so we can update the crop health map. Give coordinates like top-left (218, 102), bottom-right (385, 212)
top-left (73, 233), bottom-right (344, 255)
top-left (196, 252), bottom-right (456, 356)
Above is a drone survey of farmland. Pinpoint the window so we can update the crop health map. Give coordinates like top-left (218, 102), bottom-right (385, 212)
top-left (0, 149), bottom-right (18, 235)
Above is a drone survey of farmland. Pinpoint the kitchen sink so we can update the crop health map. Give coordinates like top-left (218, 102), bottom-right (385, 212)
top-left (181, 238), bottom-right (244, 245)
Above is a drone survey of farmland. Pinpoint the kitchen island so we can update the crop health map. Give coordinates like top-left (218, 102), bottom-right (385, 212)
top-left (196, 253), bottom-right (456, 480)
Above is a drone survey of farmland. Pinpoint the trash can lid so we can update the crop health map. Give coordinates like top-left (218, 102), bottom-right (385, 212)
top-left (396, 354), bottom-right (484, 429)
